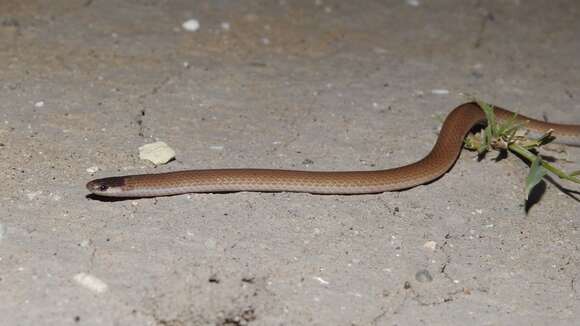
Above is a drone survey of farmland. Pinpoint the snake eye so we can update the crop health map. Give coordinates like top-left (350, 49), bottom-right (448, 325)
top-left (99, 184), bottom-right (109, 192)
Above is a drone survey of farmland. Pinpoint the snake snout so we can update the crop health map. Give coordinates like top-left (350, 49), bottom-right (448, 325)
top-left (86, 177), bottom-right (126, 196)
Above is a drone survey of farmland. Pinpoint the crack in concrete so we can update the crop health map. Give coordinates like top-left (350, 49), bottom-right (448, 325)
top-left (473, 12), bottom-right (495, 49)
top-left (134, 75), bottom-right (176, 138)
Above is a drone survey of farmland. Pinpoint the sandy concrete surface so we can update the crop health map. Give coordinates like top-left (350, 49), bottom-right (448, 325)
top-left (1, 0), bottom-right (579, 325)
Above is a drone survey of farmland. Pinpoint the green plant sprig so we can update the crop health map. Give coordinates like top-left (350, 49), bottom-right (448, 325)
top-left (464, 100), bottom-right (580, 200)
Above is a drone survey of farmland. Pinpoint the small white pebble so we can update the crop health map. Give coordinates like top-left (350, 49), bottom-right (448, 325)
top-left (324, 6), bottom-right (332, 13)
top-left (406, 0), bottom-right (420, 6)
top-left (205, 238), bottom-right (217, 249)
top-left (209, 145), bottom-right (224, 150)
top-left (423, 240), bottom-right (437, 251)
top-left (79, 239), bottom-right (92, 248)
top-left (26, 191), bottom-right (42, 200)
top-left (73, 273), bottom-right (108, 293)
top-left (313, 276), bottom-right (329, 285)
top-left (138, 141), bottom-right (176, 165)
top-left (475, 209), bottom-right (483, 214)
top-left (86, 166), bottom-right (99, 174)
top-left (182, 19), bottom-right (200, 32)
top-left (34, 101), bottom-right (45, 108)
top-left (261, 37), bottom-right (270, 45)
top-left (431, 89), bottom-right (449, 95)
top-left (220, 22), bottom-right (230, 31)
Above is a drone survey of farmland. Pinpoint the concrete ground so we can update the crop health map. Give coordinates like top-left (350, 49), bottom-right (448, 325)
top-left (1, 0), bottom-right (579, 325)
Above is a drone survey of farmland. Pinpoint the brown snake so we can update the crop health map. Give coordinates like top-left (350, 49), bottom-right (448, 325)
top-left (86, 102), bottom-right (580, 197)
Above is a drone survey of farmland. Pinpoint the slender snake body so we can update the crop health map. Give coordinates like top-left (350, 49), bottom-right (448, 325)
top-left (87, 102), bottom-right (580, 197)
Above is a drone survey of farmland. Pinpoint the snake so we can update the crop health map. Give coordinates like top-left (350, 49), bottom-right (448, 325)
top-left (86, 102), bottom-right (580, 197)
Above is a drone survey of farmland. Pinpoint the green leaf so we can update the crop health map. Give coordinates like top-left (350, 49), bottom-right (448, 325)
top-left (474, 100), bottom-right (499, 154)
top-left (525, 156), bottom-right (547, 200)
top-left (478, 100), bottom-right (497, 136)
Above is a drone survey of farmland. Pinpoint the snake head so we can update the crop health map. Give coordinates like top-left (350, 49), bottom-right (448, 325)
top-left (86, 177), bottom-right (126, 197)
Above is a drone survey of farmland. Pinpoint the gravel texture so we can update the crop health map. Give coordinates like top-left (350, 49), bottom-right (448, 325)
top-left (1, 0), bottom-right (579, 325)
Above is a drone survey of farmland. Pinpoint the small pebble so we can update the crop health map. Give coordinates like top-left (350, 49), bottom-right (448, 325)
top-left (34, 101), bottom-right (45, 108)
top-left (73, 273), bottom-right (108, 293)
top-left (138, 141), bottom-right (176, 165)
top-left (415, 269), bottom-right (433, 283)
top-left (204, 238), bottom-right (217, 249)
top-left (313, 276), bottom-right (329, 285)
top-left (431, 89), bottom-right (449, 95)
top-left (26, 191), bottom-right (42, 200)
top-left (182, 19), bottom-right (200, 32)
top-left (423, 240), bottom-right (437, 251)
top-left (220, 22), bottom-right (230, 31)
top-left (406, 0), bottom-right (420, 6)
top-left (86, 166), bottom-right (99, 174)
top-left (79, 239), bottom-right (92, 248)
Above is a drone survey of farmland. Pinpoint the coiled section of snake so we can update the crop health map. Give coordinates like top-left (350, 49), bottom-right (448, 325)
top-left (86, 102), bottom-right (580, 197)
